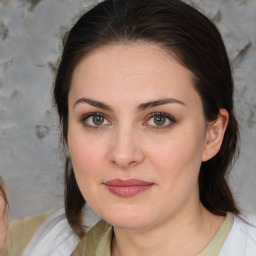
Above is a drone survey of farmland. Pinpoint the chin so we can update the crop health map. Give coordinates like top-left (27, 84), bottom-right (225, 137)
top-left (99, 206), bottom-right (154, 230)
top-left (107, 216), bottom-right (148, 230)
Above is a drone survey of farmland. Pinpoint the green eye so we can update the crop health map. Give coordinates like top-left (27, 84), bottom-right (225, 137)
top-left (81, 112), bottom-right (111, 128)
top-left (154, 115), bottom-right (166, 126)
top-left (145, 112), bottom-right (176, 128)
top-left (93, 115), bottom-right (105, 125)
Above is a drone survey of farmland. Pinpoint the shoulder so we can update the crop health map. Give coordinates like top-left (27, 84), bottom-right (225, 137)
top-left (219, 213), bottom-right (256, 256)
top-left (1, 206), bottom-right (102, 256)
top-left (233, 213), bottom-right (256, 242)
top-left (1, 210), bottom-right (53, 256)
top-left (17, 208), bottom-right (80, 256)
top-left (71, 220), bottom-right (112, 256)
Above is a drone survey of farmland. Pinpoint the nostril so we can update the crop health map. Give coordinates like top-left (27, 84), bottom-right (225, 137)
top-left (128, 161), bottom-right (136, 166)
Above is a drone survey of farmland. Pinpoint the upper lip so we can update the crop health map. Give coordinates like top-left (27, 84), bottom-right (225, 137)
top-left (103, 179), bottom-right (154, 186)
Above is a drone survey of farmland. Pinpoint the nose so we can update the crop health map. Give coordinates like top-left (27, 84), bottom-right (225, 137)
top-left (108, 127), bottom-right (144, 168)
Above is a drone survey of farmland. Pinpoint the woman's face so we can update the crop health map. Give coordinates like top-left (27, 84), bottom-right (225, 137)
top-left (68, 43), bottom-right (210, 229)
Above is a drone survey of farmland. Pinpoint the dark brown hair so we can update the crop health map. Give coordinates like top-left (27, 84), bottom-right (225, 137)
top-left (53, 0), bottom-right (239, 238)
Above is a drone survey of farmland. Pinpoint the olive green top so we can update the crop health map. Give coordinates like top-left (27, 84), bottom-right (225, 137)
top-left (72, 212), bottom-right (233, 256)
top-left (1, 210), bottom-right (53, 256)
top-left (1, 211), bottom-right (233, 256)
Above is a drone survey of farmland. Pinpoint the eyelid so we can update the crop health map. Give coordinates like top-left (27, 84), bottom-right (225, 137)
top-left (79, 111), bottom-right (176, 129)
top-left (144, 112), bottom-right (176, 128)
top-left (79, 112), bottom-right (111, 128)
top-left (79, 112), bottom-right (105, 121)
top-left (147, 112), bottom-right (176, 122)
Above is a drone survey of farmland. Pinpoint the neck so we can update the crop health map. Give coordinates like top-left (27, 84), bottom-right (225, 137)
top-left (111, 203), bottom-right (225, 256)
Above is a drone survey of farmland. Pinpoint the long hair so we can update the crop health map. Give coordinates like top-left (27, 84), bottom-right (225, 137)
top-left (53, 0), bottom-right (239, 237)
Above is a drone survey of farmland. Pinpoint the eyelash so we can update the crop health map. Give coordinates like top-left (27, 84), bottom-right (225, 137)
top-left (80, 112), bottom-right (111, 129)
top-left (145, 112), bottom-right (176, 129)
top-left (79, 112), bottom-right (176, 129)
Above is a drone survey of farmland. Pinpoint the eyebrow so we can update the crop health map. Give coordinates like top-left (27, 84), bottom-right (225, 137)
top-left (74, 98), bottom-right (113, 111)
top-left (73, 97), bottom-right (185, 111)
top-left (138, 98), bottom-right (185, 111)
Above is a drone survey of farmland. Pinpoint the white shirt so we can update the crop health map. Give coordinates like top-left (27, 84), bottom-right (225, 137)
top-left (22, 207), bottom-right (256, 256)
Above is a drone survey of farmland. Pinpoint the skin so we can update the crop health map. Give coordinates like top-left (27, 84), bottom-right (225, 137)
top-left (0, 188), bottom-right (7, 251)
top-left (68, 43), bottom-right (229, 256)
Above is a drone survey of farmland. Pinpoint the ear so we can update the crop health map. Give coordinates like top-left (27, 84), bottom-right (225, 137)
top-left (202, 108), bottom-right (229, 162)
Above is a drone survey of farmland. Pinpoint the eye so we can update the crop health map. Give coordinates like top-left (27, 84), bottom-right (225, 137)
top-left (144, 112), bottom-right (176, 128)
top-left (80, 112), bottom-right (111, 128)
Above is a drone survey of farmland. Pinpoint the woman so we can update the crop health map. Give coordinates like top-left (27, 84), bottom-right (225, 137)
top-left (0, 179), bottom-right (8, 251)
top-left (2, 0), bottom-right (256, 255)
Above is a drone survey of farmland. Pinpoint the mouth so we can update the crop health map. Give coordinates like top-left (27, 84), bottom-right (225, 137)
top-left (103, 179), bottom-right (154, 197)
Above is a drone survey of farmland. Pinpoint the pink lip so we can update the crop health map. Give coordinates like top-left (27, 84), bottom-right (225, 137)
top-left (103, 179), bottom-right (154, 197)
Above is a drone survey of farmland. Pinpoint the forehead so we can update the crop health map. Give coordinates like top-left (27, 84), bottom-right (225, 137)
top-left (69, 43), bottom-right (199, 107)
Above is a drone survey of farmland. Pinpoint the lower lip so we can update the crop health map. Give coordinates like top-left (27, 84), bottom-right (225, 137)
top-left (104, 184), bottom-right (153, 197)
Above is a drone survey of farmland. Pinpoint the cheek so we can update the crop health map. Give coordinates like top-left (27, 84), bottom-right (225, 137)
top-left (67, 123), bottom-right (109, 185)
top-left (146, 135), bottom-right (204, 210)
top-left (69, 136), bottom-right (106, 174)
top-left (146, 127), bottom-right (206, 180)
top-left (148, 136), bottom-right (200, 165)
top-left (68, 134), bottom-right (106, 203)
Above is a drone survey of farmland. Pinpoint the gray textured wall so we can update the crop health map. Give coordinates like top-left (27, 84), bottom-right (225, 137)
top-left (0, 0), bottom-right (255, 221)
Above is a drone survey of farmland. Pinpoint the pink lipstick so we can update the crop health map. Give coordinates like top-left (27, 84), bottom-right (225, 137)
top-left (103, 179), bottom-right (154, 197)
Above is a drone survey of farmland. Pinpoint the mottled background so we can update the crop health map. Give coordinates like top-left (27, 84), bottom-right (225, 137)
top-left (0, 0), bottom-right (255, 220)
